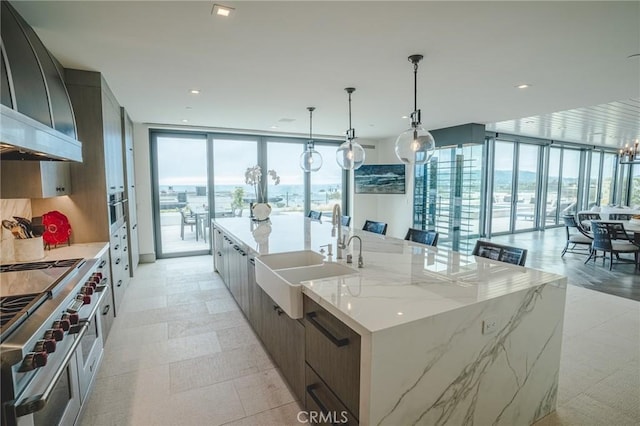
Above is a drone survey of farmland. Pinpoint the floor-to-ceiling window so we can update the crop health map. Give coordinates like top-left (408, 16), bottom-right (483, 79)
top-left (545, 147), bottom-right (562, 225)
top-left (514, 144), bottom-right (540, 231)
top-left (310, 144), bottom-right (344, 216)
top-left (587, 151), bottom-right (602, 208)
top-left (601, 153), bottom-right (617, 206)
top-left (212, 137), bottom-right (258, 218)
top-left (559, 148), bottom-right (581, 215)
top-left (151, 130), bottom-right (342, 258)
top-left (266, 140), bottom-right (305, 215)
top-left (630, 163), bottom-right (640, 207)
top-left (491, 141), bottom-right (514, 233)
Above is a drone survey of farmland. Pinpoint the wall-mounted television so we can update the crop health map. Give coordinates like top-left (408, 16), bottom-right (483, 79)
top-left (354, 164), bottom-right (406, 194)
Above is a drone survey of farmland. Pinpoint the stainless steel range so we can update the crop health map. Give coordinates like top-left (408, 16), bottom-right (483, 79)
top-left (1, 258), bottom-right (108, 426)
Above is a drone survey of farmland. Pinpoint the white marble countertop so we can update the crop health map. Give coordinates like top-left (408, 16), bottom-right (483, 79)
top-left (1, 242), bottom-right (109, 264)
top-left (213, 216), bottom-right (566, 334)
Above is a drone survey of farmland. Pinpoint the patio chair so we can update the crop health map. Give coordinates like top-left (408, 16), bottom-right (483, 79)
top-left (561, 215), bottom-right (592, 257)
top-left (308, 210), bottom-right (322, 221)
top-left (585, 221), bottom-right (639, 270)
top-left (363, 220), bottom-right (387, 235)
top-left (180, 208), bottom-right (197, 240)
top-left (472, 240), bottom-right (527, 266)
top-left (405, 228), bottom-right (439, 247)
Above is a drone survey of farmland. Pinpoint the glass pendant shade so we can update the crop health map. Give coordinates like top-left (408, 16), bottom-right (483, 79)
top-left (300, 106), bottom-right (322, 172)
top-left (394, 125), bottom-right (435, 165)
top-left (336, 140), bottom-right (365, 170)
top-left (300, 143), bottom-right (323, 172)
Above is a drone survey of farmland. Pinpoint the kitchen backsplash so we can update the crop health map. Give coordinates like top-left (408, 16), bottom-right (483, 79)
top-left (1, 199), bottom-right (32, 263)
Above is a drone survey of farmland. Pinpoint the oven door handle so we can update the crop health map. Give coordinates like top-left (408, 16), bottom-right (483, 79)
top-left (14, 289), bottom-right (106, 418)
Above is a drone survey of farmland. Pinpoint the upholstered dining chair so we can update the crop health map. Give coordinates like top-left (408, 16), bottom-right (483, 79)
top-left (472, 240), bottom-right (528, 266)
top-left (585, 221), bottom-right (640, 270)
top-left (404, 228), bottom-right (439, 247)
top-left (610, 213), bottom-right (633, 220)
top-left (577, 212), bottom-right (601, 230)
top-left (363, 220), bottom-right (387, 235)
top-left (561, 215), bottom-right (592, 257)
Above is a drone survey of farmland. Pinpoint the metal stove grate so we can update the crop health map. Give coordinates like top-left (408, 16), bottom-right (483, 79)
top-left (0, 293), bottom-right (47, 342)
top-left (0, 258), bottom-right (82, 273)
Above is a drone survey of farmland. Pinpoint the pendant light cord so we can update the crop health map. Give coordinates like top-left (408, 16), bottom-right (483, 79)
top-left (308, 106), bottom-right (315, 149)
top-left (413, 61), bottom-right (418, 113)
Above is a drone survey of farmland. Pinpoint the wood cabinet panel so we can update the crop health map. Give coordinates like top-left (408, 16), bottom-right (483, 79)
top-left (1, 161), bottom-right (71, 198)
top-left (304, 296), bottom-right (360, 419)
top-left (305, 365), bottom-right (358, 425)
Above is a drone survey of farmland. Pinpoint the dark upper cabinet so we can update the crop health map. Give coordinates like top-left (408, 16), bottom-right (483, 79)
top-left (0, 1), bottom-right (50, 126)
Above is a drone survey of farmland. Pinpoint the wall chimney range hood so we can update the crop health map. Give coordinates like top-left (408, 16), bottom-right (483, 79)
top-left (0, 0), bottom-right (82, 162)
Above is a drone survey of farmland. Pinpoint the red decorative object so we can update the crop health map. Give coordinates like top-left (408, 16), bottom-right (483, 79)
top-left (42, 211), bottom-right (72, 247)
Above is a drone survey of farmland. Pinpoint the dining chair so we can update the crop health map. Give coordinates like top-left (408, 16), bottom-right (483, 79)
top-left (472, 240), bottom-right (527, 266)
top-left (561, 215), bottom-right (592, 257)
top-left (404, 228), bottom-right (439, 247)
top-left (610, 213), bottom-right (633, 220)
top-left (341, 215), bottom-right (351, 227)
top-left (363, 220), bottom-right (387, 235)
top-left (585, 221), bottom-right (640, 270)
top-left (577, 212), bottom-right (601, 230)
top-left (180, 208), bottom-right (197, 240)
top-left (307, 210), bottom-right (322, 221)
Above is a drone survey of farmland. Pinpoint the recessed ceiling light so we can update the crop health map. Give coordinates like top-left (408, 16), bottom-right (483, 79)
top-left (186, 106), bottom-right (193, 110)
top-left (525, 120), bottom-right (534, 124)
top-left (516, 84), bottom-right (531, 89)
top-left (212, 3), bottom-right (234, 17)
top-left (401, 115), bottom-right (409, 119)
top-left (397, 312), bottom-right (404, 316)
top-left (190, 89), bottom-right (200, 95)
top-left (181, 119), bottom-right (189, 123)
top-left (278, 118), bottom-right (296, 123)
top-left (270, 125), bottom-right (279, 129)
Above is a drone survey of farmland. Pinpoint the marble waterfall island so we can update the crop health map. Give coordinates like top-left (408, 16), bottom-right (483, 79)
top-left (212, 216), bottom-right (567, 425)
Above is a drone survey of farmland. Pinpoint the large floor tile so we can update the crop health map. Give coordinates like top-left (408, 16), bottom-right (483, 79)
top-left (232, 368), bottom-right (296, 416)
top-left (222, 401), bottom-right (306, 426)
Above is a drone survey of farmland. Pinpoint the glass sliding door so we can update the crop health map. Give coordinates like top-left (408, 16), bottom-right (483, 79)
top-left (151, 132), bottom-right (209, 257)
top-left (491, 141), bottom-right (514, 233)
top-left (559, 149), bottom-right (580, 216)
top-left (514, 144), bottom-right (540, 231)
top-left (630, 164), bottom-right (640, 207)
top-left (601, 153), bottom-right (617, 206)
top-left (212, 137), bottom-right (258, 218)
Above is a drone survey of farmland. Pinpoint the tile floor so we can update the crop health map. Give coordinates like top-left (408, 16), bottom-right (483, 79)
top-left (79, 254), bottom-right (639, 426)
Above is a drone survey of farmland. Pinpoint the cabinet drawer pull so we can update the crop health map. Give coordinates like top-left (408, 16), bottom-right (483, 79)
top-left (115, 258), bottom-right (121, 265)
top-left (98, 260), bottom-right (106, 268)
top-left (273, 305), bottom-right (283, 316)
top-left (117, 280), bottom-right (122, 287)
top-left (102, 305), bottom-right (111, 315)
top-left (306, 384), bottom-right (331, 417)
top-left (249, 258), bottom-right (255, 265)
top-left (306, 312), bottom-right (349, 347)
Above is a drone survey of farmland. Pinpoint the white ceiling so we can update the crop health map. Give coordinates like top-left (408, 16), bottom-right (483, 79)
top-left (11, 0), bottom-right (640, 147)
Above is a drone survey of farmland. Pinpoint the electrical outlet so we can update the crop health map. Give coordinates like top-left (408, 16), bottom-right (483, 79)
top-left (482, 316), bottom-right (498, 335)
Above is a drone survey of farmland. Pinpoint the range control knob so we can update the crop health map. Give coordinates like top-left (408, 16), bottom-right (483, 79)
top-left (92, 272), bottom-right (103, 281)
top-left (20, 352), bottom-right (48, 371)
top-left (44, 329), bottom-right (64, 342)
top-left (62, 313), bottom-right (79, 325)
top-left (76, 294), bottom-right (91, 305)
top-left (34, 339), bottom-right (56, 353)
top-left (81, 286), bottom-right (94, 295)
top-left (52, 319), bottom-right (70, 332)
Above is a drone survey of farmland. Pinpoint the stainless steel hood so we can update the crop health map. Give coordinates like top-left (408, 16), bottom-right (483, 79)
top-left (0, 105), bottom-right (81, 161)
top-left (0, 1), bottom-right (82, 162)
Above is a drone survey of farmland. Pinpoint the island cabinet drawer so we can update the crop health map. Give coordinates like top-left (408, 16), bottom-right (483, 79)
top-left (305, 365), bottom-right (358, 425)
top-left (304, 296), bottom-right (360, 419)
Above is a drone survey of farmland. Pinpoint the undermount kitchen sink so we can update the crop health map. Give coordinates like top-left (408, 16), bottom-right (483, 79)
top-left (255, 251), bottom-right (359, 319)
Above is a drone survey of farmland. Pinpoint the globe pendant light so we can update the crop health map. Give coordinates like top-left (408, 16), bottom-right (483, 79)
top-left (394, 54), bottom-right (435, 165)
top-left (336, 87), bottom-right (365, 170)
top-left (299, 107), bottom-right (323, 172)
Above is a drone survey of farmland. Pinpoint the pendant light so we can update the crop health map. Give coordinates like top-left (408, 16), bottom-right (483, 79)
top-left (394, 54), bottom-right (435, 165)
top-left (300, 107), bottom-right (323, 172)
top-left (336, 87), bottom-right (365, 170)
